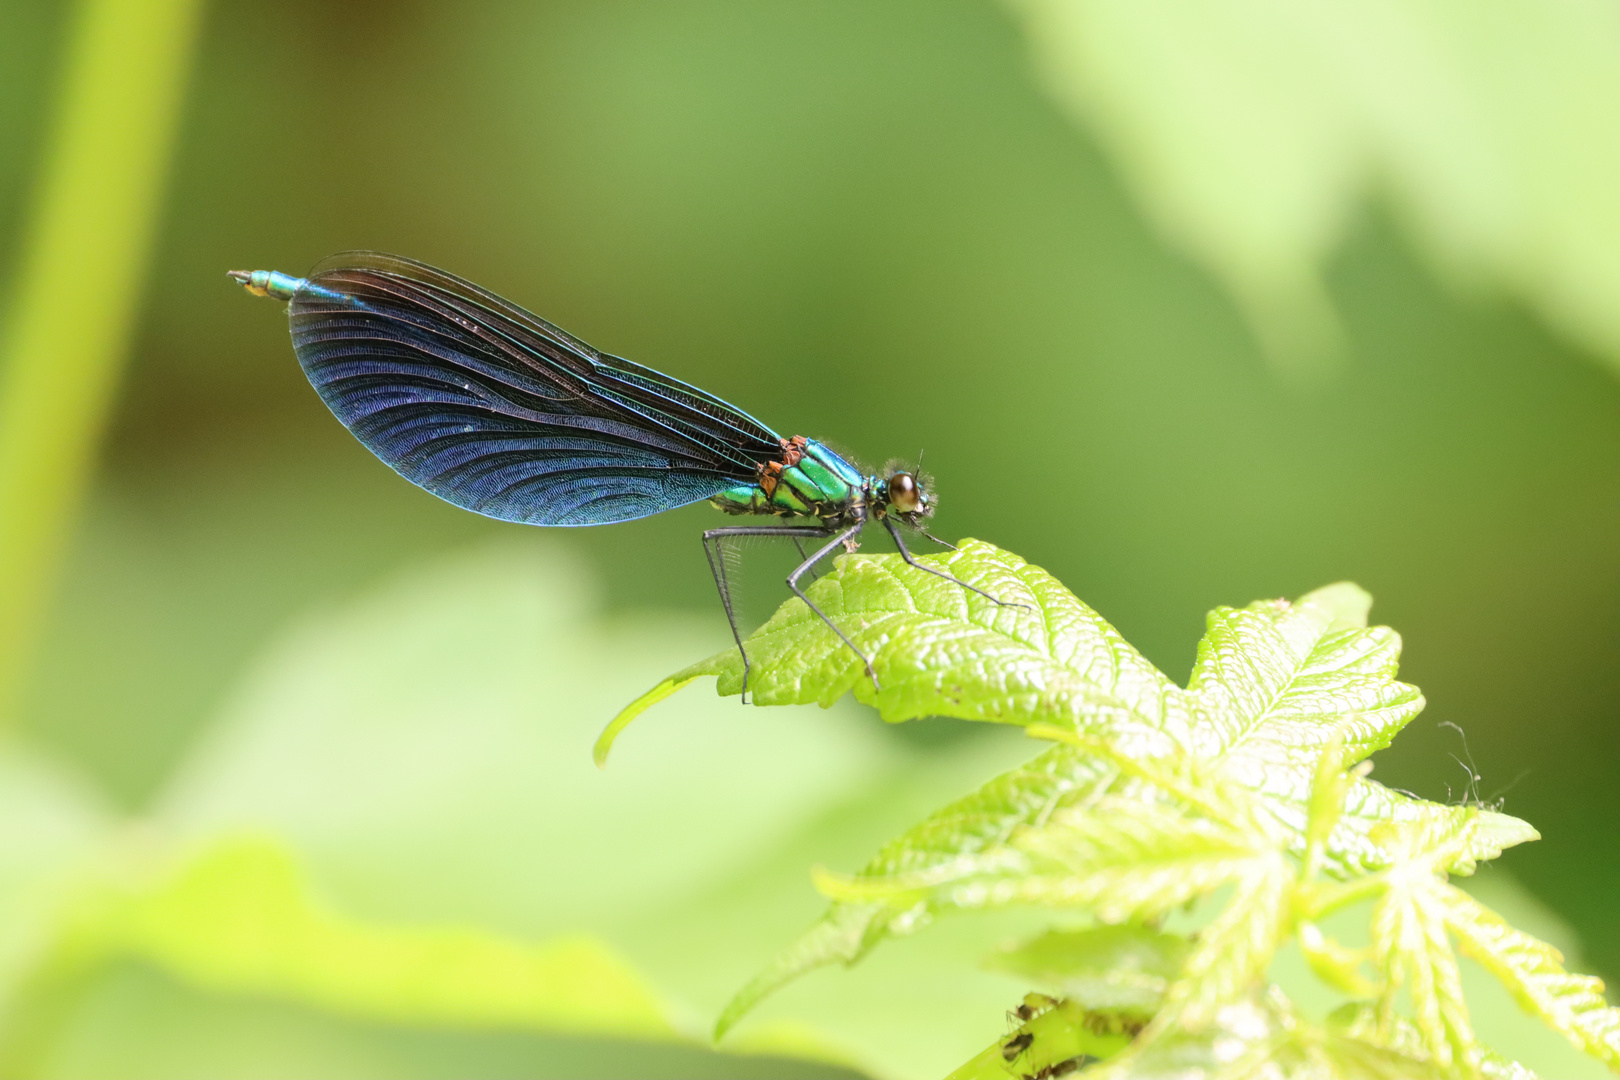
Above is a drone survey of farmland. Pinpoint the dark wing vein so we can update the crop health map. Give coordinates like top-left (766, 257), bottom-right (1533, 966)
top-left (288, 251), bottom-right (782, 526)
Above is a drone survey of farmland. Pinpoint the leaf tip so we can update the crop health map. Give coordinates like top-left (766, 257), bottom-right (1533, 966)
top-left (713, 965), bottom-right (787, 1042)
top-left (594, 674), bottom-right (702, 768)
top-left (1473, 810), bottom-right (1540, 856)
top-left (809, 864), bottom-right (855, 901)
top-left (712, 1006), bottom-right (742, 1042)
top-left (1298, 581), bottom-right (1373, 632)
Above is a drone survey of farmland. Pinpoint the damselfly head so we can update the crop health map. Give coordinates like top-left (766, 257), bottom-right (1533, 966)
top-left (884, 470), bottom-right (934, 522)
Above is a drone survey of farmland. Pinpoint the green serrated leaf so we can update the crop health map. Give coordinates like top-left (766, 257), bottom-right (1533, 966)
top-left (1467, 813), bottom-right (1542, 865)
top-left (1006, 799), bottom-right (1265, 924)
top-left (1331, 1003), bottom-right (1543, 1080)
top-left (1027, 723), bottom-right (1257, 830)
top-left (616, 545), bottom-right (1476, 872)
top-left (1187, 588), bottom-right (1424, 780)
top-left (809, 793), bottom-right (1266, 927)
top-left (1479, 1051), bottom-right (1546, 1080)
top-left (1440, 886), bottom-right (1620, 1070)
top-left (649, 544), bottom-right (1541, 1049)
top-left (1370, 870), bottom-right (1477, 1074)
top-left (607, 539), bottom-right (1182, 738)
top-left (1150, 854), bottom-right (1293, 1033)
top-left (1086, 988), bottom-right (1459, 1080)
top-left (715, 743), bottom-right (1118, 1037)
top-left (1328, 779), bottom-right (1533, 878)
top-left (712, 902), bottom-right (884, 1041)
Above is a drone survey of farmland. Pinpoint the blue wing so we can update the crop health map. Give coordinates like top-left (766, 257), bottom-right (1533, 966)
top-left (285, 252), bottom-right (783, 526)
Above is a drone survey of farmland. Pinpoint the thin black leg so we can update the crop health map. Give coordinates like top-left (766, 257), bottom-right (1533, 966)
top-left (790, 535), bottom-right (816, 575)
top-left (786, 523), bottom-right (879, 690)
top-left (883, 516), bottom-right (1028, 608)
top-left (703, 524), bottom-right (836, 701)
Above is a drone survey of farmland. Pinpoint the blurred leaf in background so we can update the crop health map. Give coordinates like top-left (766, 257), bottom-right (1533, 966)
top-left (0, 540), bottom-right (1048, 1078)
top-left (1008, 0), bottom-right (1620, 375)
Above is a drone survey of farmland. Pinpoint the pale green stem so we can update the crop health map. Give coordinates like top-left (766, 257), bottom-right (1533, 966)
top-left (0, 0), bottom-right (205, 720)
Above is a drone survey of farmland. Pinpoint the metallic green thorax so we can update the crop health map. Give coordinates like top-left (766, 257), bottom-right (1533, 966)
top-left (710, 437), bottom-right (870, 522)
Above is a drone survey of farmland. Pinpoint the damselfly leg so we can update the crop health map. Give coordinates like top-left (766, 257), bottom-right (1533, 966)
top-left (785, 523), bottom-right (876, 690)
top-left (882, 517), bottom-right (1028, 609)
top-left (703, 524), bottom-right (850, 701)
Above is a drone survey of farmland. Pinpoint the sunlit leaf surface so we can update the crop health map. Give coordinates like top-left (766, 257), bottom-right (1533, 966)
top-left (608, 541), bottom-right (1534, 1039)
top-left (597, 540), bottom-right (1611, 1079)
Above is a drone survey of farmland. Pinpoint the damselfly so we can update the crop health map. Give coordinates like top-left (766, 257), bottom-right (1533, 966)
top-left (230, 252), bottom-right (1013, 694)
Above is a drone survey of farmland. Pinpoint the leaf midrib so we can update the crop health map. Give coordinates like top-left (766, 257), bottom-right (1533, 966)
top-left (1204, 615), bottom-right (1338, 760)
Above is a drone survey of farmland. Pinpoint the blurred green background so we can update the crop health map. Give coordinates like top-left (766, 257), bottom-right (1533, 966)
top-left (1, 1), bottom-right (1618, 1077)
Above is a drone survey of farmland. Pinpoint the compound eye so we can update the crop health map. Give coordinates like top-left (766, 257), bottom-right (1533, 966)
top-left (888, 472), bottom-right (921, 512)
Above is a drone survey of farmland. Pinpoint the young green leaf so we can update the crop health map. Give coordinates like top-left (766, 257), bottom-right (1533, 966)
top-left (1368, 822), bottom-right (1481, 1073)
top-left (610, 544), bottom-right (1520, 876)
top-left (713, 743), bottom-right (1119, 1038)
top-left (1148, 853), bottom-right (1293, 1033)
top-left (1371, 874), bottom-right (1476, 1073)
top-left (815, 794), bottom-right (1267, 923)
top-left (1185, 583), bottom-right (1421, 763)
top-left (721, 761), bottom-right (1526, 1039)
top-left (672, 544), bottom-right (1540, 1036)
top-left (1332, 1004), bottom-right (1544, 1080)
top-left (1078, 989), bottom-right (1469, 1080)
top-left (1440, 886), bottom-right (1620, 1070)
top-left (599, 540), bottom-right (1182, 763)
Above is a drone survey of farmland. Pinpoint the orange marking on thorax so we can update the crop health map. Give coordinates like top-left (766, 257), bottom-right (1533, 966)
top-left (756, 435), bottom-right (810, 499)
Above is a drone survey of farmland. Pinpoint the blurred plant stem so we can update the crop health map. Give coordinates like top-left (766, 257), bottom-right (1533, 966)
top-left (0, 0), bottom-right (204, 722)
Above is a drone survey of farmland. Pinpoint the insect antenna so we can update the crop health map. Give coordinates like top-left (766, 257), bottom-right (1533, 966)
top-left (1437, 721), bottom-right (1484, 805)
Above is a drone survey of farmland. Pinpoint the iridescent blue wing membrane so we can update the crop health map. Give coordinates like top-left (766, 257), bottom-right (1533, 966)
top-left (288, 252), bottom-right (783, 525)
